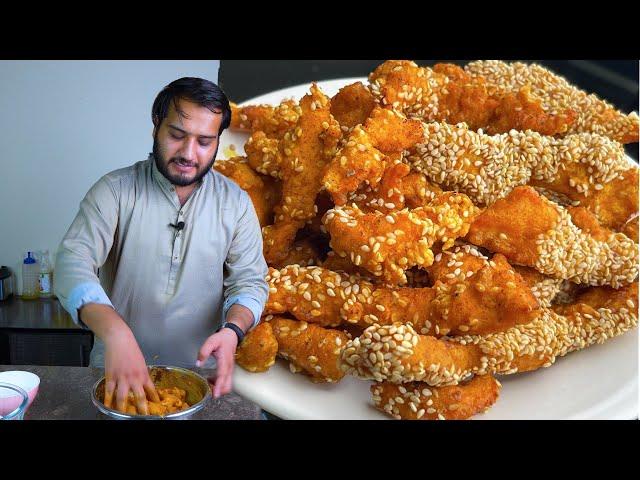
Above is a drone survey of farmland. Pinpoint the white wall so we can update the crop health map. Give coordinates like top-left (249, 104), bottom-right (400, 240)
top-left (0, 60), bottom-right (219, 294)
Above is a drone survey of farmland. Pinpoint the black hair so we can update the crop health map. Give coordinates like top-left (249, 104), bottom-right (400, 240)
top-left (151, 77), bottom-right (231, 134)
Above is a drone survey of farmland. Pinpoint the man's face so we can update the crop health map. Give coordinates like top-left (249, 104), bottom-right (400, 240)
top-left (153, 98), bottom-right (223, 187)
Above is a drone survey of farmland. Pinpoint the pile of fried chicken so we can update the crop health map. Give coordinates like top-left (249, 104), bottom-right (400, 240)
top-left (214, 60), bottom-right (639, 420)
top-left (104, 386), bottom-right (191, 416)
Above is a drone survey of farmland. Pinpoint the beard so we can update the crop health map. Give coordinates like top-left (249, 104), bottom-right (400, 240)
top-left (152, 133), bottom-right (218, 187)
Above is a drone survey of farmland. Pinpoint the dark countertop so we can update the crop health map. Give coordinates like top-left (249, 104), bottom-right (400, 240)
top-left (0, 296), bottom-right (79, 330)
top-left (0, 365), bottom-right (263, 420)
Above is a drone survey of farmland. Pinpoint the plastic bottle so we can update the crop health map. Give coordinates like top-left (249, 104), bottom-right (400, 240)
top-left (38, 250), bottom-right (53, 298)
top-left (22, 251), bottom-right (39, 300)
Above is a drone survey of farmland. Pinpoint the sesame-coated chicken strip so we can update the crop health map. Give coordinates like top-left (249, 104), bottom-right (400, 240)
top-left (262, 220), bottom-right (305, 267)
top-left (323, 192), bottom-right (479, 285)
top-left (407, 121), bottom-right (632, 207)
top-left (466, 186), bottom-right (638, 288)
top-left (273, 84), bottom-right (342, 224)
top-left (269, 239), bottom-right (322, 270)
top-left (244, 131), bottom-right (285, 179)
top-left (368, 60), bottom-right (576, 136)
top-left (213, 156), bottom-right (281, 228)
top-left (464, 60), bottom-right (640, 144)
top-left (371, 374), bottom-right (501, 420)
top-left (258, 84), bottom-right (342, 265)
top-left (425, 244), bottom-right (540, 335)
top-left (345, 161), bottom-right (444, 215)
top-left (265, 257), bottom-right (539, 336)
top-left (230, 99), bottom-right (301, 138)
top-left (236, 322), bottom-right (278, 373)
top-left (265, 265), bottom-right (425, 329)
top-left (322, 125), bottom-right (386, 206)
top-left (547, 167), bottom-right (639, 233)
top-left (270, 316), bottom-right (349, 383)
top-left (322, 107), bottom-right (424, 206)
top-left (341, 282), bottom-right (638, 386)
top-left (329, 81), bottom-right (377, 131)
top-left (513, 265), bottom-right (563, 308)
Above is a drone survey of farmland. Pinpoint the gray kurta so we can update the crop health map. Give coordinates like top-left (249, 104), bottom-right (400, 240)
top-left (54, 155), bottom-right (268, 367)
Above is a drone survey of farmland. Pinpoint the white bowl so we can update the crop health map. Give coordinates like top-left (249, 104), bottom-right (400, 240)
top-left (0, 371), bottom-right (40, 413)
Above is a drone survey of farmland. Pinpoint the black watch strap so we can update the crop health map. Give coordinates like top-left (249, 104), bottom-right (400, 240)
top-left (219, 322), bottom-right (245, 344)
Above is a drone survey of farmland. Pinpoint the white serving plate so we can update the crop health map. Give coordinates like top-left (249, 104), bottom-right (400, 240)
top-left (222, 77), bottom-right (639, 420)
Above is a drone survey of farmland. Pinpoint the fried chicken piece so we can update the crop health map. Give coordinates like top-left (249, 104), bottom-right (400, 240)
top-left (345, 160), bottom-right (409, 214)
top-left (368, 60), bottom-right (575, 136)
top-left (549, 166), bottom-right (639, 233)
top-left (320, 251), bottom-right (374, 279)
top-left (266, 258), bottom-right (538, 336)
top-left (265, 265), bottom-right (394, 328)
top-left (371, 374), bottom-right (501, 420)
top-left (426, 245), bottom-right (540, 335)
top-left (466, 186), bottom-right (638, 287)
top-left (244, 131), bottom-right (285, 179)
top-left (230, 99), bottom-right (301, 138)
top-left (513, 265), bottom-right (563, 308)
top-left (323, 192), bottom-right (479, 285)
top-left (275, 84), bottom-right (341, 223)
top-left (363, 106), bottom-right (425, 155)
top-left (260, 84), bottom-right (342, 264)
top-left (407, 121), bottom-right (631, 207)
top-left (322, 125), bottom-right (386, 206)
top-left (236, 322), bottom-right (278, 373)
top-left (341, 282), bottom-right (638, 386)
top-left (270, 316), bottom-right (348, 383)
top-left (345, 159), bottom-right (443, 214)
top-left (270, 239), bottom-right (322, 269)
top-left (330, 81), bottom-right (376, 130)
top-left (464, 60), bottom-right (640, 144)
top-left (323, 107), bottom-right (424, 206)
top-left (434, 63), bottom-right (577, 136)
top-left (213, 156), bottom-right (281, 228)
top-left (262, 220), bottom-right (304, 266)
top-left (400, 172), bottom-right (443, 209)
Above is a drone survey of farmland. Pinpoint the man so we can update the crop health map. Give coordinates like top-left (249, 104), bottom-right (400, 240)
top-left (54, 77), bottom-right (268, 415)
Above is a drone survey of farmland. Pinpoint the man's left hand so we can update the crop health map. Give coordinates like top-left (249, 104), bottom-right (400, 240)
top-left (197, 328), bottom-right (238, 398)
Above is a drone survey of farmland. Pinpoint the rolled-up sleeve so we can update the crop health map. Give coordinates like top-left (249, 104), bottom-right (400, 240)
top-left (222, 191), bottom-right (269, 328)
top-left (54, 176), bottom-right (118, 326)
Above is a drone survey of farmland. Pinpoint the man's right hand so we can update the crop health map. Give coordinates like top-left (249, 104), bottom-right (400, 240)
top-left (103, 328), bottom-right (160, 414)
top-left (79, 303), bottom-right (159, 414)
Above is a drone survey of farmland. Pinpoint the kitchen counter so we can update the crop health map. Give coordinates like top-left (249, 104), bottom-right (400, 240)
top-left (0, 296), bottom-right (79, 330)
top-left (0, 297), bottom-right (92, 365)
top-left (0, 365), bottom-right (263, 420)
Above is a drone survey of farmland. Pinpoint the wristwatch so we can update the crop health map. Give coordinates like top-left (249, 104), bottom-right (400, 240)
top-left (218, 322), bottom-right (245, 344)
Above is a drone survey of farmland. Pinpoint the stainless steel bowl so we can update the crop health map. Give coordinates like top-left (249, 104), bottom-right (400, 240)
top-left (91, 365), bottom-right (211, 420)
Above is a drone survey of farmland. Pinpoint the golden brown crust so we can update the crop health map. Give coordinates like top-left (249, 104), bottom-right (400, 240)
top-left (236, 322), bottom-right (278, 373)
top-left (271, 316), bottom-right (348, 383)
top-left (371, 374), bottom-right (501, 420)
top-left (213, 156), bottom-right (281, 228)
top-left (467, 186), bottom-right (639, 287)
top-left (342, 282), bottom-right (638, 385)
top-left (330, 82), bottom-right (376, 130)
top-left (324, 192), bottom-right (479, 285)
top-left (465, 61), bottom-right (639, 144)
top-left (369, 60), bottom-right (575, 136)
top-left (230, 99), bottom-right (301, 138)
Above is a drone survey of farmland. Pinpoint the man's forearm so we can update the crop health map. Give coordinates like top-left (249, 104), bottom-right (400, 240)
top-left (225, 303), bottom-right (255, 334)
top-left (80, 303), bottom-right (132, 343)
